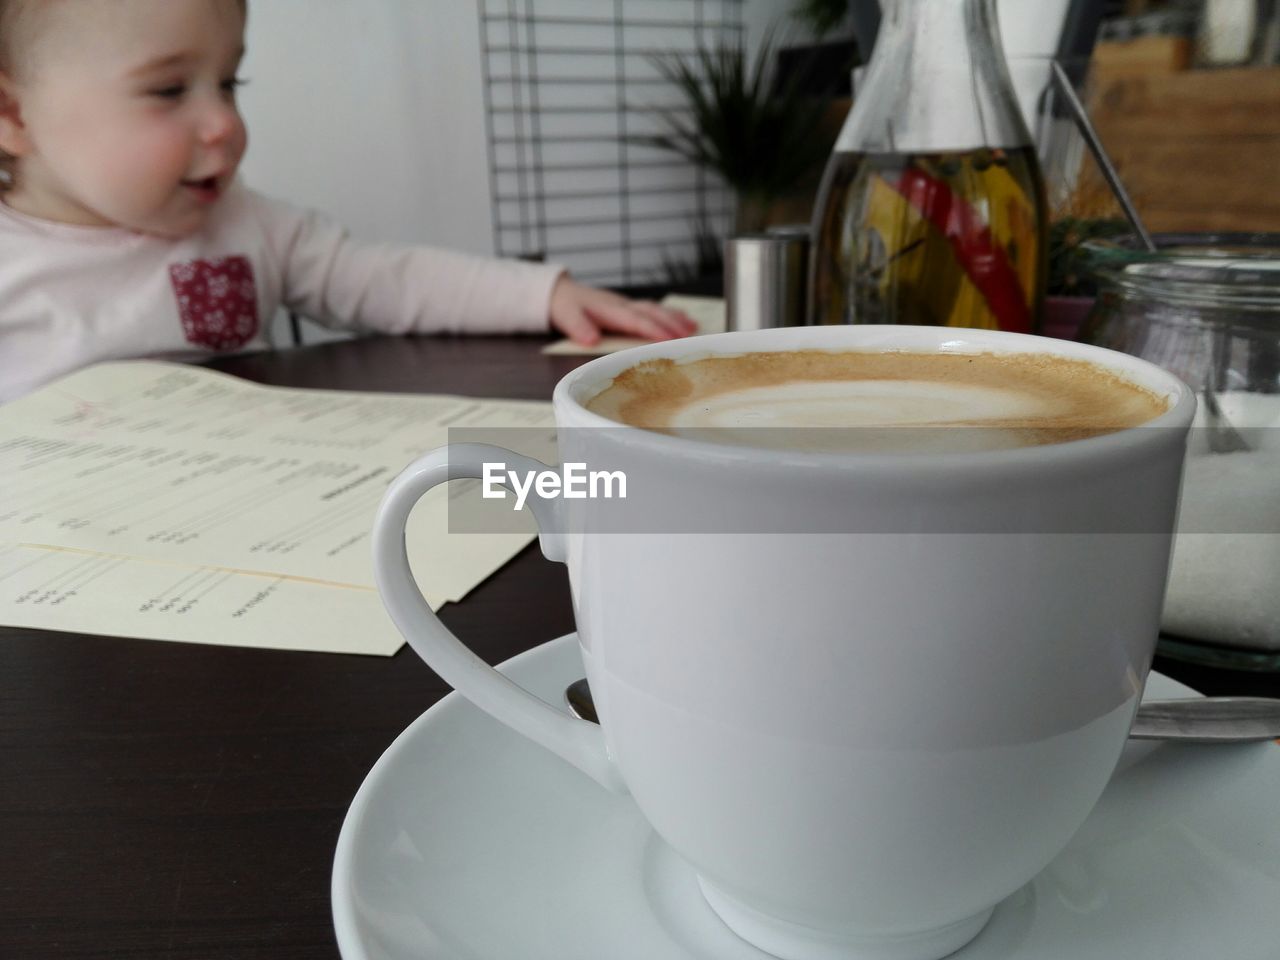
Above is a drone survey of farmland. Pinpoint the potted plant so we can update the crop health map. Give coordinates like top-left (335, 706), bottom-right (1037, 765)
top-left (1043, 216), bottom-right (1129, 339)
top-left (637, 36), bottom-right (845, 235)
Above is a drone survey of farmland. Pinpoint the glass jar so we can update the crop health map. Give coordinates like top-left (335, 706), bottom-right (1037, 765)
top-left (807, 0), bottom-right (1048, 332)
top-left (1081, 234), bottom-right (1280, 669)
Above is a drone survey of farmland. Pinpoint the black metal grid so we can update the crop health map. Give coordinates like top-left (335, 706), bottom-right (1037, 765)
top-left (479, 0), bottom-right (742, 287)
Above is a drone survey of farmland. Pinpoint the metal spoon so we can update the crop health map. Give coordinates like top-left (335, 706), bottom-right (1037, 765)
top-left (1049, 62), bottom-right (1154, 254)
top-left (1202, 334), bottom-right (1252, 454)
top-left (565, 678), bottom-right (1280, 744)
top-left (1049, 61), bottom-right (1251, 454)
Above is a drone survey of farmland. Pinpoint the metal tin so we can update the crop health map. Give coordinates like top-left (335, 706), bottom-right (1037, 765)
top-left (724, 228), bottom-right (809, 332)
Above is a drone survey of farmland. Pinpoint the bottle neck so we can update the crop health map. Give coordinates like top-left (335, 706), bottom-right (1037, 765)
top-left (835, 0), bottom-right (1032, 155)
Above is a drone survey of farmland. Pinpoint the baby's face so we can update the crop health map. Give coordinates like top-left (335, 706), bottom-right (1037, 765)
top-left (9, 0), bottom-right (248, 237)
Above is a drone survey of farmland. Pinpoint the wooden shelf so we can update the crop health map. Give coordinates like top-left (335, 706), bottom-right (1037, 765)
top-left (1086, 65), bottom-right (1280, 233)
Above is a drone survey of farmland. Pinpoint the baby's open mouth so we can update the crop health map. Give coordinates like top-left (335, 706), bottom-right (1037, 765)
top-left (181, 177), bottom-right (222, 201)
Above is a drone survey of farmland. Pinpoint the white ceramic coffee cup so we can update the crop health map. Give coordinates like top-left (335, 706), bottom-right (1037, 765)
top-left (372, 325), bottom-right (1194, 960)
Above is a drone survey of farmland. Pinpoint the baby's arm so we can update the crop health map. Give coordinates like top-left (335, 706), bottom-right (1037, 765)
top-left (250, 190), bottom-right (692, 342)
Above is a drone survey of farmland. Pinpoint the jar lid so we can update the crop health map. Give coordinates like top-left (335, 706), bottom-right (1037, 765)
top-left (1083, 233), bottom-right (1280, 312)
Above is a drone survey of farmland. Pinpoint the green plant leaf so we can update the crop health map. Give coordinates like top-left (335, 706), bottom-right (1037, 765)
top-left (1047, 217), bottom-right (1130, 296)
top-left (634, 34), bottom-right (842, 218)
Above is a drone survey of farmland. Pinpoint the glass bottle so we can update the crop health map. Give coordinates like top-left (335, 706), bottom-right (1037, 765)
top-left (808, 0), bottom-right (1048, 332)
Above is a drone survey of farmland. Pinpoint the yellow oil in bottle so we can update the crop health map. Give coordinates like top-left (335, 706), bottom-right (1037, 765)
top-left (809, 147), bottom-right (1047, 332)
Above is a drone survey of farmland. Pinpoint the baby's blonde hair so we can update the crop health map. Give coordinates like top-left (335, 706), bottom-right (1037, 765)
top-left (0, 0), bottom-right (27, 69)
top-left (0, 0), bottom-right (46, 79)
top-left (0, 0), bottom-right (41, 188)
top-left (0, 3), bottom-right (13, 188)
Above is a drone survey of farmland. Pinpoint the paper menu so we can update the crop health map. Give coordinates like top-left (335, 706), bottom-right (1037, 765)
top-left (0, 361), bottom-right (550, 591)
top-left (0, 361), bottom-right (556, 654)
top-left (0, 542), bottom-right (402, 655)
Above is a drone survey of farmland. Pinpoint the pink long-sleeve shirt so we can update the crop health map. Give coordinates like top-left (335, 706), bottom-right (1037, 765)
top-left (0, 182), bottom-right (561, 402)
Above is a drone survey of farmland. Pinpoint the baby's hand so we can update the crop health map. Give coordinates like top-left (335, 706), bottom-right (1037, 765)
top-left (548, 276), bottom-right (697, 346)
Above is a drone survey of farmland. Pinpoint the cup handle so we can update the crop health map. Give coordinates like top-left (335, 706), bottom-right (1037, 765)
top-left (372, 443), bottom-right (626, 793)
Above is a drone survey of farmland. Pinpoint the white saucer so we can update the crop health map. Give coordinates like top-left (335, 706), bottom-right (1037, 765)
top-left (333, 635), bottom-right (1280, 960)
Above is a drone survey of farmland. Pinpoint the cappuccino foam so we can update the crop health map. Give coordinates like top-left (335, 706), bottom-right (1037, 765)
top-left (584, 350), bottom-right (1167, 453)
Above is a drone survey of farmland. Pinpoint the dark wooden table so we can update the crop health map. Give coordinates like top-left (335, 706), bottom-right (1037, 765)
top-left (2, 334), bottom-right (1276, 960)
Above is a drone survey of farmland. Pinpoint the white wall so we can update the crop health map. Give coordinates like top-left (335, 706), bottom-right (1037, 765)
top-left (238, 0), bottom-right (493, 255)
